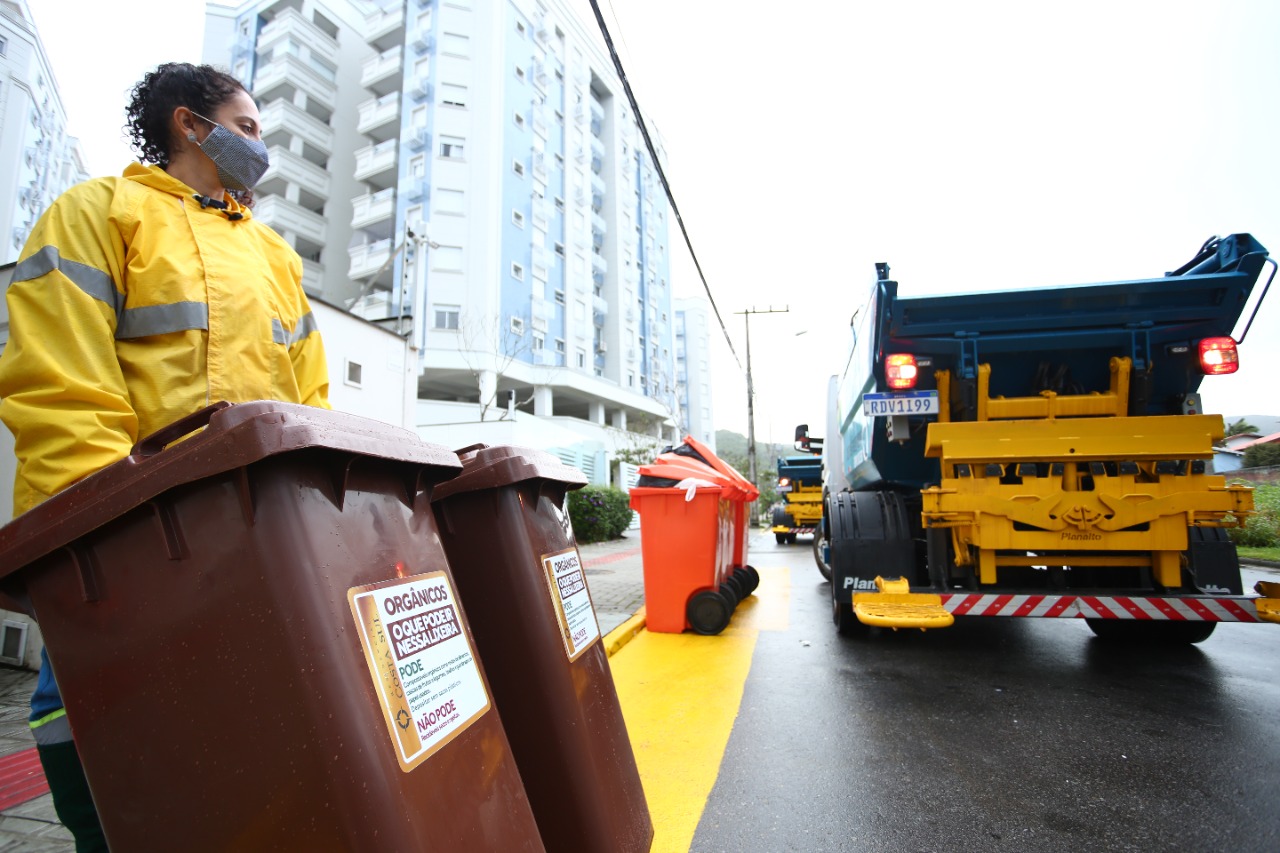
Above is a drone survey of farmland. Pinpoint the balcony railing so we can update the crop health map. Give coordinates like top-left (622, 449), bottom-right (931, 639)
top-left (365, 4), bottom-right (405, 51)
top-left (253, 53), bottom-right (336, 113)
top-left (349, 238), bottom-right (394, 281)
top-left (257, 7), bottom-right (339, 66)
top-left (360, 45), bottom-right (403, 95)
top-left (259, 99), bottom-right (334, 155)
top-left (357, 92), bottom-right (401, 141)
top-left (254, 195), bottom-right (327, 245)
top-left (351, 187), bottom-right (396, 231)
top-left (353, 139), bottom-right (398, 188)
top-left (259, 146), bottom-right (331, 198)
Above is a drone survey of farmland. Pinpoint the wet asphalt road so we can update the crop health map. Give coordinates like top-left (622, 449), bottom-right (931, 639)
top-left (691, 535), bottom-right (1280, 852)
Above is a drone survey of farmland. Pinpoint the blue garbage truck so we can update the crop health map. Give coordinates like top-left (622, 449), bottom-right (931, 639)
top-left (799, 234), bottom-right (1280, 641)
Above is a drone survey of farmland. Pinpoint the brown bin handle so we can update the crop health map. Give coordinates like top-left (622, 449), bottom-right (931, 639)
top-left (131, 401), bottom-right (233, 458)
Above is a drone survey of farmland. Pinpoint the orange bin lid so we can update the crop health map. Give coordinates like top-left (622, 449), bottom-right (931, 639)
top-left (674, 435), bottom-right (760, 501)
top-left (644, 455), bottom-right (749, 502)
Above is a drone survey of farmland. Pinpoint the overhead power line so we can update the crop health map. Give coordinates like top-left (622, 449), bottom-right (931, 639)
top-left (587, 0), bottom-right (742, 370)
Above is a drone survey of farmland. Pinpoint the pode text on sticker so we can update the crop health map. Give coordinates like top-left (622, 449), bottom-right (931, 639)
top-left (349, 571), bottom-right (490, 772)
top-left (542, 547), bottom-right (601, 661)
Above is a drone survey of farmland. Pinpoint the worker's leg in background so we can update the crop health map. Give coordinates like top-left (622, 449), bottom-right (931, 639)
top-left (31, 648), bottom-right (108, 853)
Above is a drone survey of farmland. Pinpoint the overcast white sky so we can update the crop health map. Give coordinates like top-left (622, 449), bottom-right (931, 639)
top-left (32, 0), bottom-right (1280, 441)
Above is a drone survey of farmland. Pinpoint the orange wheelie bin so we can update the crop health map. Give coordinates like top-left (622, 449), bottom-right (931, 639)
top-left (630, 456), bottom-right (741, 634)
top-left (0, 402), bottom-right (544, 852)
top-left (662, 436), bottom-right (761, 597)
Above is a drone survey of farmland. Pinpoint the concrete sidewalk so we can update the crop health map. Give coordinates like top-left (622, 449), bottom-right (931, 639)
top-left (0, 533), bottom-right (648, 851)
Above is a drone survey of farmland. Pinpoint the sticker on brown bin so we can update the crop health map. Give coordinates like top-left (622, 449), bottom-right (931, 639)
top-left (541, 547), bottom-right (601, 661)
top-left (349, 571), bottom-right (491, 772)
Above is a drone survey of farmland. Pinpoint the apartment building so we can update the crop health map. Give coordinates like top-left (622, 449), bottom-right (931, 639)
top-left (204, 0), bottom-right (702, 449)
top-left (674, 296), bottom-right (715, 450)
top-left (0, 0), bottom-right (90, 266)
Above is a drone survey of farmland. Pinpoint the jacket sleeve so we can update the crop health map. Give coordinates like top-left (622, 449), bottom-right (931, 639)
top-left (0, 181), bottom-right (138, 515)
top-left (291, 294), bottom-right (331, 411)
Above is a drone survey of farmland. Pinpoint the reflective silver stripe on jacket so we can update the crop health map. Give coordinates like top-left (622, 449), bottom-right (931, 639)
top-left (116, 302), bottom-right (209, 340)
top-left (13, 246), bottom-right (124, 316)
top-left (274, 312), bottom-right (319, 347)
top-left (30, 713), bottom-right (72, 746)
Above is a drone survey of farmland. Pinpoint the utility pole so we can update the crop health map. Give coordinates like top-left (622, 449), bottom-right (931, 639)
top-left (735, 306), bottom-right (789, 487)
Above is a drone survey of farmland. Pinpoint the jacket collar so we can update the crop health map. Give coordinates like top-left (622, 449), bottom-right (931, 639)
top-left (123, 162), bottom-right (253, 221)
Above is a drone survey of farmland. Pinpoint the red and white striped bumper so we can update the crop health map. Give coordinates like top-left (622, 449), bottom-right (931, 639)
top-left (939, 593), bottom-right (1266, 623)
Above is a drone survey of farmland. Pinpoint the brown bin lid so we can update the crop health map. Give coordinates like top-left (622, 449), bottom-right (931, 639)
top-left (432, 444), bottom-right (588, 501)
top-left (0, 401), bottom-right (461, 580)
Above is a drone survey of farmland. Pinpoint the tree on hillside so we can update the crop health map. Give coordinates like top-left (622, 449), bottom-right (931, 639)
top-left (1243, 443), bottom-right (1280, 469)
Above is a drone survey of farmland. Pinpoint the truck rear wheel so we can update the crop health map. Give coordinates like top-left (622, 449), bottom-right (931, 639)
top-left (1085, 618), bottom-right (1216, 644)
top-left (813, 525), bottom-right (833, 582)
top-left (832, 584), bottom-right (867, 636)
top-left (775, 533), bottom-right (787, 545)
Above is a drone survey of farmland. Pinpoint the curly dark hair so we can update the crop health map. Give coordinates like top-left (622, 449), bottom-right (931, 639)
top-left (125, 63), bottom-right (247, 167)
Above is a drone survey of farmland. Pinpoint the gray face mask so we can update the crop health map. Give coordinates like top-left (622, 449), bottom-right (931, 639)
top-left (192, 112), bottom-right (270, 192)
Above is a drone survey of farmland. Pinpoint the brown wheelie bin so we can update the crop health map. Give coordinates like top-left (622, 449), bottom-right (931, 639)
top-left (432, 444), bottom-right (653, 853)
top-left (0, 402), bottom-right (544, 852)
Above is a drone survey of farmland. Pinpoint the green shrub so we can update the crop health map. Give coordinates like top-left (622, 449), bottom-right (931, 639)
top-left (1229, 482), bottom-right (1280, 548)
top-left (567, 486), bottom-right (633, 544)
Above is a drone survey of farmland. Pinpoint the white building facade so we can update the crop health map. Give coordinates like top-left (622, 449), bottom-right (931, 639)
top-left (0, 0), bottom-right (89, 266)
top-left (674, 296), bottom-right (715, 450)
top-left (203, 0), bottom-right (708, 457)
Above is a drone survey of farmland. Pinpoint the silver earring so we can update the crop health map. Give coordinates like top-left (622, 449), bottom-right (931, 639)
top-left (187, 132), bottom-right (198, 142)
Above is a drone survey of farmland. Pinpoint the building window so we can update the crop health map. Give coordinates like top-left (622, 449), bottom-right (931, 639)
top-left (511, 262), bottom-right (524, 281)
top-left (510, 316), bottom-right (525, 335)
top-left (513, 159), bottom-right (525, 177)
top-left (435, 188), bottom-right (464, 215)
top-left (512, 209), bottom-right (525, 228)
top-left (554, 242), bottom-right (565, 257)
top-left (554, 290), bottom-right (565, 304)
top-left (441, 32), bottom-right (470, 57)
top-left (577, 350), bottom-right (586, 368)
top-left (555, 338), bottom-right (565, 353)
top-left (440, 83), bottom-right (467, 108)
top-left (516, 20), bottom-right (526, 35)
top-left (514, 112), bottom-right (525, 129)
top-left (532, 333), bottom-right (544, 350)
top-left (409, 154), bottom-right (426, 178)
top-left (434, 246), bottom-right (464, 271)
top-left (515, 66), bottom-right (525, 82)
top-left (344, 359), bottom-right (363, 388)
top-left (440, 136), bottom-right (465, 158)
top-left (433, 305), bottom-right (460, 330)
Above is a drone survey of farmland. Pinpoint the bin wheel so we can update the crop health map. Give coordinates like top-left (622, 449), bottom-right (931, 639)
top-left (775, 533), bottom-right (787, 545)
top-left (723, 574), bottom-right (746, 602)
top-left (1086, 618), bottom-right (1216, 644)
top-left (688, 590), bottom-right (733, 635)
top-left (719, 580), bottom-right (741, 608)
top-left (734, 566), bottom-right (759, 596)
top-left (743, 565), bottom-right (760, 592)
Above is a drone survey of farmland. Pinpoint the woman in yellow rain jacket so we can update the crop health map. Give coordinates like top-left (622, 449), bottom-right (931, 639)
top-left (0, 62), bottom-right (330, 850)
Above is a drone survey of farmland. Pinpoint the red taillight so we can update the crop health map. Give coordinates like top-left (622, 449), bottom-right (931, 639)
top-left (1198, 337), bottom-right (1239, 375)
top-left (886, 353), bottom-right (918, 389)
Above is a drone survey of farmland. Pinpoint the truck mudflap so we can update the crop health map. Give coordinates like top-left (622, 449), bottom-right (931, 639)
top-left (848, 577), bottom-right (1280, 626)
top-left (853, 577), bottom-right (953, 630)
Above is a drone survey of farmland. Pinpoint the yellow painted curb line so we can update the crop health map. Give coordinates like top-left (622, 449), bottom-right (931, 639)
top-left (605, 606), bottom-right (647, 657)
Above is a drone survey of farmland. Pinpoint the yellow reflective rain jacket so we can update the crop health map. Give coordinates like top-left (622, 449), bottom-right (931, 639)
top-left (0, 163), bottom-right (330, 516)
